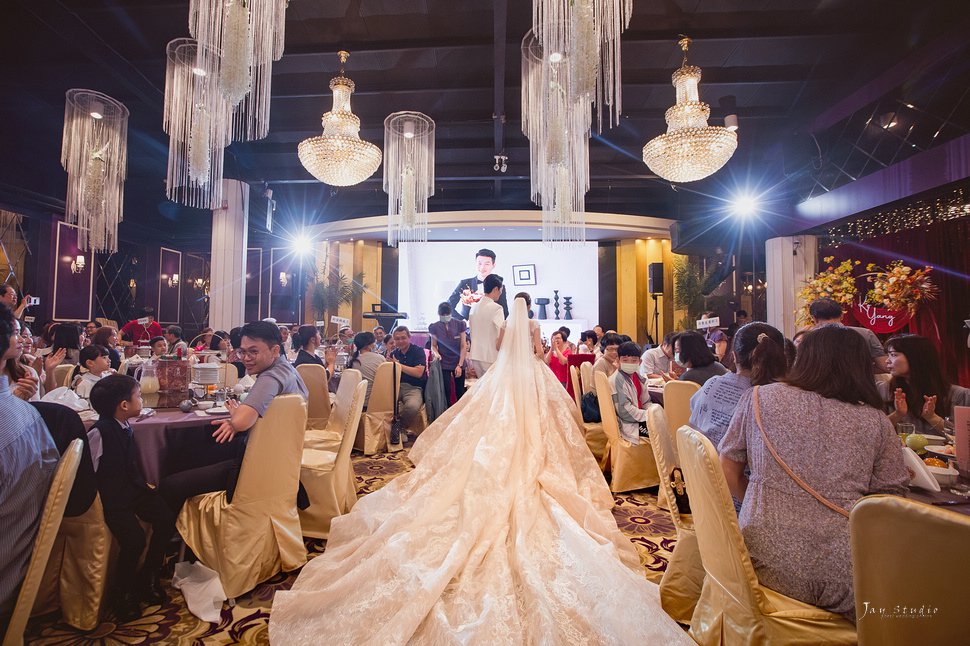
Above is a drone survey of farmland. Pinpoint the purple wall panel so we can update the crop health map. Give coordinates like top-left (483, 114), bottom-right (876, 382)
top-left (269, 247), bottom-right (299, 324)
top-left (245, 248), bottom-right (262, 322)
top-left (51, 222), bottom-right (94, 322)
top-left (157, 247), bottom-right (182, 324)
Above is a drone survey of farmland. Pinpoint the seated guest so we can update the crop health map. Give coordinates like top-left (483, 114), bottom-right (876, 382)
top-left (719, 326), bottom-right (908, 621)
top-left (544, 330), bottom-right (572, 387)
top-left (701, 312), bottom-right (729, 362)
top-left (338, 325), bottom-right (355, 349)
top-left (88, 375), bottom-right (175, 618)
top-left (120, 307), bottom-right (163, 345)
top-left (809, 297), bottom-right (888, 372)
top-left (389, 326), bottom-right (427, 440)
top-left (383, 333), bottom-right (397, 358)
top-left (84, 320), bottom-right (102, 345)
top-left (0, 304), bottom-right (58, 619)
top-left (372, 326), bottom-right (387, 354)
top-left (429, 302), bottom-right (468, 405)
top-left (292, 324), bottom-right (337, 376)
top-left (792, 328), bottom-right (809, 349)
top-left (349, 331), bottom-right (386, 407)
top-left (4, 319), bottom-right (40, 401)
top-left (881, 334), bottom-right (970, 434)
top-left (557, 326), bottom-right (577, 353)
top-left (593, 332), bottom-right (622, 378)
top-left (194, 327), bottom-right (214, 352)
top-left (164, 325), bottom-right (188, 357)
top-left (72, 344), bottom-right (111, 399)
top-left (577, 330), bottom-right (597, 354)
top-left (92, 325), bottom-right (122, 371)
top-left (690, 323), bottom-right (787, 447)
top-left (160, 321), bottom-right (308, 513)
top-left (148, 336), bottom-right (168, 359)
top-left (666, 330), bottom-right (727, 386)
top-left (208, 330), bottom-right (231, 362)
top-left (609, 341), bottom-right (652, 444)
top-left (726, 309), bottom-right (750, 338)
top-left (640, 331), bottom-right (676, 379)
top-left (52, 322), bottom-right (83, 366)
top-left (30, 402), bottom-right (97, 518)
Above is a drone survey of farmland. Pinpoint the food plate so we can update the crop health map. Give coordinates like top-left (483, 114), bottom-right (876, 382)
top-left (205, 406), bottom-right (230, 415)
top-left (903, 447), bottom-right (940, 492)
top-left (925, 445), bottom-right (956, 460)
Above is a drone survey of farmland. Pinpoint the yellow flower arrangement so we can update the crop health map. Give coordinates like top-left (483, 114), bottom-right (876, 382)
top-left (862, 260), bottom-right (937, 315)
top-left (797, 256), bottom-right (860, 325)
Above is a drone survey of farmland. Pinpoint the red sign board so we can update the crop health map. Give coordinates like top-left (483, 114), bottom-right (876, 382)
top-left (851, 299), bottom-right (911, 334)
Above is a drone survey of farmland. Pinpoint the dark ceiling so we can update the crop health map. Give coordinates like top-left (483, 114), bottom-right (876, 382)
top-left (1, 0), bottom-right (968, 247)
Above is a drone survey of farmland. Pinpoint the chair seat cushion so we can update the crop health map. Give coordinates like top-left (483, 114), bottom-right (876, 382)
top-left (302, 448), bottom-right (338, 472)
top-left (304, 430), bottom-right (342, 452)
top-left (759, 584), bottom-right (853, 622)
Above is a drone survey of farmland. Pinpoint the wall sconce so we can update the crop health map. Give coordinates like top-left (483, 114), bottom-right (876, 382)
top-left (71, 254), bottom-right (86, 274)
top-left (193, 278), bottom-right (205, 290)
top-left (129, 278), bottom-right (137, 288)
top-left (279, 271), bottom-right (289, 288)
top-left (168, 273), bottom-right (180, 288)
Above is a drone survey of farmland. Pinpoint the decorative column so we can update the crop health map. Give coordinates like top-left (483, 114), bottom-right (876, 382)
top-left (765, 235), bottom-right (818, 338)
top-left (209, 179), bottom-right (249, 331)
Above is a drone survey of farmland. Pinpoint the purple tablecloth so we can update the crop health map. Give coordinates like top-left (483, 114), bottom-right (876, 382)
top-left (132, 409), bottom-right (231, 485)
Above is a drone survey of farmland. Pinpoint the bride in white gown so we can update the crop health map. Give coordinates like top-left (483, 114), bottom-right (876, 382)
top-left (270, 297), bottom-right (690, 644)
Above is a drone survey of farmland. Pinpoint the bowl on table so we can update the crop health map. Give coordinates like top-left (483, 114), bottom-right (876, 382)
top-left (196, 400), bottom-right (215, 411)
top-left (926, 465), bottom-right (959, 487)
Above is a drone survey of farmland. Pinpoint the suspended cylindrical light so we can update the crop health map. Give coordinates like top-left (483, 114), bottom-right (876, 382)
top-left (188, 0), bottom-right (288, 141)
top-left (522, 32), bottom-right (589, 246)
top-left (298, 51), bottom-right (382, 187)
top-left (163, 38), bottom-right (232, 209)
top-left (61, 89), bottom-right (129, 253)
top-left (384, 111), bottom-right (435, 247)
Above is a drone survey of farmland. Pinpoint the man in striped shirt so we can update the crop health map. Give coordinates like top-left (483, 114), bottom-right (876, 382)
top-left (0, 303), bottom-right (58, 618)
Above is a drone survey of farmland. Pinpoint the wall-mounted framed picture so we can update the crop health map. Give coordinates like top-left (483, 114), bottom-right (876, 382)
top-left (512, 264), bottom-right (537, 286)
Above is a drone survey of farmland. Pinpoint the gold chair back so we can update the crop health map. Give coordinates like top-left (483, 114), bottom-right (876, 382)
top-left (233, 394), bottom-right (308, 504)
top-left (851, 495), bottom-right (970, 645)
top-left (593, 371), bottom-right (621, 446)
top-left (355, 361), bottom-right (399, 454)
top-left (676, 426), bottom-right (856, 645)
top-left (53, 364), bottom-right (74, 389)
top-left (329, 369), bottom-right (362, 432)
top-left (296, 363), bottom-right (332, 428)
top-left (568, 365), bottom-right (583, 411)
top-left (662, 380), bottom-right (700, 462)
top-left (593, 371), bottom-right (660, 492)
top-left (3, 440), bottom-right (82, 646)
top-left (579, 361), bottom-right (595, 394)
top-left (219, 362), bottom-right (239, 388)
top-left (117, 359), bottom-right (128, 377)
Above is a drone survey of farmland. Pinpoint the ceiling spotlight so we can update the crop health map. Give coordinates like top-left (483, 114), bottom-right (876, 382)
top-left (731, 192), bottom-right (759, 219)
top-left (291, 234), bottom-right (313, 256)
top-left (724, 114), bottom-right (739, 132)
top-left (877, 112), bottom-right (898, 129)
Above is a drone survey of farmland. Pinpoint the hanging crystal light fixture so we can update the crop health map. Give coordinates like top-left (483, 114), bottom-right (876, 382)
top-left (642, 37), bottom-right (738, 183)
top-left (188, 0), bottom-right (288, 141)
top-left (532, 0), bottom-right (632, 130)
top-left (61, 89), bottom-right (128, 253)
top-left (522, 32), bottom-right (589, 245)
top-left (163, 38), bottom-right (232, 209)
top-left (298, 51), bottom-right (382, 187)
top-left (384, 112), bottom-right (435, 246)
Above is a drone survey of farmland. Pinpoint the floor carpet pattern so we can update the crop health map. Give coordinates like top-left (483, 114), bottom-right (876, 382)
top-left (26, 450), bottom-right (676, 645)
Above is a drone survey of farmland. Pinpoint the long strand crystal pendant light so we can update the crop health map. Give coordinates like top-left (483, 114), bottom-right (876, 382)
top-left (163, 38), bottom-right (232, 208)
top-left (642, 37), bottom-right (738, 183)
top-left (61, 89), bottom-right (128, 253)
top-left (384, 112), bottom-right (435, 246)
top-left (188, 0), bottom-right (288, 141)
top-left (532, 0), bottom-right (632, 130)
top-left (298, 51), bottom-right (382, 187)
top-left (522, 32), bottom-right (589, 245)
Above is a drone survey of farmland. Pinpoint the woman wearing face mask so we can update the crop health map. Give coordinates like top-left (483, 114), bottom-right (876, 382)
top-left (663, 330), bottom-right (727, 386)
top-left (348, 331), bottom-right (386, 407)
top-left (609, 341), bottom-right (654, 445)
top-left (429, 302), bottom-right (468, 405)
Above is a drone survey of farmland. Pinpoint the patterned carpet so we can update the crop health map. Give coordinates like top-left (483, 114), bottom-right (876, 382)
top-left (25, 450), bottom-right (676, 645)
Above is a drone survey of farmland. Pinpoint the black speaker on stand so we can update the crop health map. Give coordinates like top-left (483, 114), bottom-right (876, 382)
top-left (648, 262), bottom-right (664, 347)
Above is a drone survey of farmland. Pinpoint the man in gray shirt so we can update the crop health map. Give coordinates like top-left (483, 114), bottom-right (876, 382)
top-left (0, 304), bottom-right (58, 617)
top-left (161, 321), bottom-right (308, 511)
top-left (809, 298), bottom-right (888, 372)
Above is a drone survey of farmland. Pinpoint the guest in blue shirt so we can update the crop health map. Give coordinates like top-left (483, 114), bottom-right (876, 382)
top-left (390, 326), bottom-right (427, 437)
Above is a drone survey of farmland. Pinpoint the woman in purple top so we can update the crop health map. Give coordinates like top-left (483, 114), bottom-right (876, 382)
top-left (429, 302), bottom-right (468, 405)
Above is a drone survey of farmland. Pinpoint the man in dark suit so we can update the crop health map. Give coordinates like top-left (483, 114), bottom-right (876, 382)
top-left (447, 248), bottom-right (509, 321)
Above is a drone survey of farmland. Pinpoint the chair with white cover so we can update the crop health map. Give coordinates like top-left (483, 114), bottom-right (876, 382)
top-left (296, 364), bottom-right (332, 430)
top-left (304, 369), bottom-right (360, 452)
top-left (646, 406), bottom-right (703, 625)
top-left (579, 361), bottom-right (595, 394)
top-left (851, 495), bottom-right (970, 645)
top-left (569, 365), bottom-right (607, 468)
top-left (219, 362), bottom-right (239, 389)
top-left (593, 371), bottom-right (660, 492)
top-left (355, 361), bottom-right (400, 455)
top-left (676, 426), bottom-right (856, 645)
top-left (117, 359), bottom-right (128, 377)
top-left (299, 380), bottom-right (368, 538)
top-left (53, 364), bottom-right (74, 389)
top-left (3, 439), bottom-right (82, 646)
top-left (176, 394), bottom-right (309, 599)
top-left (662, 380), bottom-right (700, 463)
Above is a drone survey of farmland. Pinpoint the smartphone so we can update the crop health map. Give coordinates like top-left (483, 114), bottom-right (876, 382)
top-left (26, 296), bottom-right (40, 306)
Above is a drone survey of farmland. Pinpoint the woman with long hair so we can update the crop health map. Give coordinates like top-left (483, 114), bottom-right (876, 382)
top-left (292, 324), bottom-right (336, 376)
top-left (348, 331), bottom-right (385, 407)
top-left (4, 319), bottom-right (40, 401)
top-left (92, 326), bottom-right (122, 370)
top-left (52, 323), bottom-right (83, 366)
top-left (690, 322), bottom-right (788, 447)
top-left (882, 334), bottom-right (970, 434)
top-left (719, 326), bottom-right (907, 620)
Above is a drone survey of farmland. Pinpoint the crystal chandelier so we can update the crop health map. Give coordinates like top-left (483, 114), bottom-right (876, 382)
top-left (188, 0), bottom-right (288, 141)
top-left (163, 38), bottom-right (232, 209)
top-left (522, 32), bottom-right (589, 245)
top-left (61, 89), bottom-right (128, 253)
top-left (532, 0), bottom-right (632, 130)
top-left (384, 112), bottom-right (435, 246)
top-left (642, 37), bottom-right (738, 183)
top-left (298, 51), bottom-right (382, 187)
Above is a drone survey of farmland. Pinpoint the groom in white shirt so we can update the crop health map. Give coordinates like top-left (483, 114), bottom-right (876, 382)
top-left (467, 274), bottom-right (505, 377)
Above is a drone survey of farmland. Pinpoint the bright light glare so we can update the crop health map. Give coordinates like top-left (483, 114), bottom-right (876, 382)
top-left (548, 52), bottom-right (564, 63)
top-left (291, 234), bottom-right (313, 256)
top-left (731, 193), bottom-right (759, 219)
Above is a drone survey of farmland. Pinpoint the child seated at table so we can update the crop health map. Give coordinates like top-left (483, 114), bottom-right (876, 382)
top-left (72, 344), bottom-right (111, 399)
top-left (149, 336), bottom-right (168, 359)
top-left (88, 375), bottom-right (176, 619)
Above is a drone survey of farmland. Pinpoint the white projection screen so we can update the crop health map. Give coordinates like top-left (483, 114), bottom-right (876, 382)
top-left (396, 241), bottom-right (599, 335)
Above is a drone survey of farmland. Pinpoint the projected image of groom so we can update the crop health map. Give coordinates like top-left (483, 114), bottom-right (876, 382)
top-left (447, 248), bottom-right (509, 321)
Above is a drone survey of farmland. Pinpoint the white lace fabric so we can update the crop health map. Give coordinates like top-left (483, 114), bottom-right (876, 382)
top-left (270, 298), bottom-right (690, 645)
